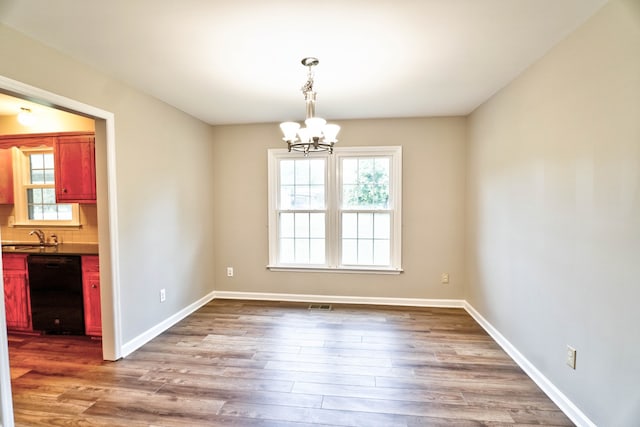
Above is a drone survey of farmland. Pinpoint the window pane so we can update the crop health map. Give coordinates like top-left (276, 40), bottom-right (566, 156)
top-left (295, 160), bottom-right (310, 185)
top-left (292, 189), bottom-right (310, 209)
top-left (280, 160), bottom-right (294, 185)
top-left (31, 205), bottom-right (43, 220)
top-left (309, 159), bottom-right (324, 185)
top-left (43, 153), bottom-right (54, 169)
top-left (309, 213), bottom-right (325, 238)
top-left (58, 204), bottom-right (73, 220)
top-left (280, 239), bottom-right (295, 263)
top-left (280, 213), bottom-right (294, 238)
top-left (374, 213), bottom-right (390, 239)
top-left (358, 213), bottom-right (374, 238)
top-left (342, 158), bottom-right (358, 184)
top-left (31, 169), bottom-right (44, 184)
top-left (27, 189), bottom-right (40, 203)
top-left (30, 153), bottom-right (43, 169)
top-left (342, 239), bottom-right (357, 265)
top-left (294, 213), bottom-right (309, 238)
top-left (374, 240), bottom-right (390, 265)
top-left (294, 238), bottom-right (310, 263)
top-left (309, 185), bottom-right (324, 209)
top-left (44, 170), bottom-right (55, 184)
top-left (358, 239), bottom-right (374, 265)
top-left (375, 158), bottom-right (390, 184)
top-left (309, 239), bottom-right (325, 264)
top-left (43, 204), bottom-right (57, 220)
top-left (280, 185), bottom-right (294, 209)
top-left (43, 188), bottom-right (56, 204)
top-left (342, 213), bottom-right (357, 238)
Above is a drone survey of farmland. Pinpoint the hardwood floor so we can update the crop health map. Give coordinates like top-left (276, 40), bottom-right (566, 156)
top-left (9, 299), bottom-right (574, 426)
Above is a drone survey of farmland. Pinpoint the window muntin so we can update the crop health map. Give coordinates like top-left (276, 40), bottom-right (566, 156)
top-left (12, 147), bottom-right (79, 226)
top-left (268, 146), bottom-right (402, 272)
top-left (26, 152), bottom-right (74, 221)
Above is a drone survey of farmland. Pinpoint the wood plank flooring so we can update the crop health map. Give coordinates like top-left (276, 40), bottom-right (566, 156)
top-left (8, 299), bottom-right (574, 426)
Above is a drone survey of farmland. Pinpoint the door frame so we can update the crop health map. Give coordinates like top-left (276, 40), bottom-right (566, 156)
top-left (0, 75), bottom-right (123, 427)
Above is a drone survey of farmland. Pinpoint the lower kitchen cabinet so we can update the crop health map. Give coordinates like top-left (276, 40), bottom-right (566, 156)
top-left (81, 255), bottom-right (102, 337)
top-left (2, 254), bottom-right (31, 331)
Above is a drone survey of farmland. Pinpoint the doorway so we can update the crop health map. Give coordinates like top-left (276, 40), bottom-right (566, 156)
top-left (0, 75), bottom-right (122, 427)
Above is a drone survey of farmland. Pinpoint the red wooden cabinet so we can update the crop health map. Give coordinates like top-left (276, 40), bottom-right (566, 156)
top-left (2, 254), bottom-right (31, 331)
top-left (54, 135), bottom-right (96, 203)
top-left (81, 255), bottom-right (101, 336)
top-left (0, 148), bottom-right (14, 204)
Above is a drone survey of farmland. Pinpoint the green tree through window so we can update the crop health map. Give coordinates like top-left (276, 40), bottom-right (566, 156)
top-left (343, 158), bottom-right (389, 209)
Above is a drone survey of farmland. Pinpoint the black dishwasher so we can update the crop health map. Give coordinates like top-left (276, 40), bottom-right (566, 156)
top-left (28, 255), bottom-right (85, 335)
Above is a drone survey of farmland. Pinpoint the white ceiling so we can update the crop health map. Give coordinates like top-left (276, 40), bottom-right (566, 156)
top-left (0, 0), bottom-right (607, 125)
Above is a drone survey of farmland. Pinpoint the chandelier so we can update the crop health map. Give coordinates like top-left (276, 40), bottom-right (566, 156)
top-left (280, 57), bottom-right (340, 155)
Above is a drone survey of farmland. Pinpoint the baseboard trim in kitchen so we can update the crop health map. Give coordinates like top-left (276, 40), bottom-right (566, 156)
top-left (120, 290), bottom-right (216, 358)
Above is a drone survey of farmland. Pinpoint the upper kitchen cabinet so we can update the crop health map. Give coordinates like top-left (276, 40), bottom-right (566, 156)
top-left (54, 134), bottom-right (96, 203)
top-left (0, 148), bottom-right (14, 204)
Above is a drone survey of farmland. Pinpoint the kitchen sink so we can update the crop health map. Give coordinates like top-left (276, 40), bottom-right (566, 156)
top-left (2, 243), bottom-right (59, 253)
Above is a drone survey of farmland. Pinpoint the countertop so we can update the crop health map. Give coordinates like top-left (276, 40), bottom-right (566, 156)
top-left (1, 242), bottom-right (99, 256)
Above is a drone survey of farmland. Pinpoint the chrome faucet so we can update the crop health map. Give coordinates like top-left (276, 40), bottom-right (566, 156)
top-left (29, 229), bottom-right (46, 246)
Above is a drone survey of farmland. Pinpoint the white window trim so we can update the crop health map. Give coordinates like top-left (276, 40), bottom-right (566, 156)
top-left (12, 147), bottom-right (80, 227)
top-left (267, 146), bottom-right (402, 274)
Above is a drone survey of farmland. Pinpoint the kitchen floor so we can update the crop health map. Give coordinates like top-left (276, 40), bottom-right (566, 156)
top-left (8, 300), bottom-right (574, 426)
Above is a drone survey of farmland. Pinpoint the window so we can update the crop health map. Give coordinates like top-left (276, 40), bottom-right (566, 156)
top-left (12, 147), bottom-right (79, 226)
top-left (268, 146), bottom-right (402, 272)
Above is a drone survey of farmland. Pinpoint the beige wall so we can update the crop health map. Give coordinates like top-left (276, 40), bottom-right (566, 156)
top-left (466, 0), bottom-right (640, 425)
top-left (212, 117), bottom-right (467, 299)
top-left (0, 23), bottom-right (217, 347)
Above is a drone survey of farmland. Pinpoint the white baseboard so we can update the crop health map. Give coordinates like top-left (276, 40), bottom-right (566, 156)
top-left (463, 302), bottom-right (596, 427)
top-left (117, 290), bottom-right (593, 427)
top-left (213, 291), bottom-right (465, 308)
top-left (120, 290), bottom-right (216, 358)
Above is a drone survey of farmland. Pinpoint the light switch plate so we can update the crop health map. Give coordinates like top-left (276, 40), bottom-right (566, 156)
top-left (566, 345), bottom-right (576, 369)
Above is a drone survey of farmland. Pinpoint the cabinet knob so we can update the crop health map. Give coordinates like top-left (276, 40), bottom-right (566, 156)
top-left (62, 188), bottom-right (68, 193)
top-left (91, 284), bottom-right (97, 289)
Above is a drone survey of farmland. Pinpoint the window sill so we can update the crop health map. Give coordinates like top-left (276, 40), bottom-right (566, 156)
top-left (11, 222), bottom-right (82, 229)
top-left (267, 265), bottom-right (403, 275)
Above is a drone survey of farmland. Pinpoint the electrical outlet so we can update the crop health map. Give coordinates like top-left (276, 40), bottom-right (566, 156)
top-left (160, 288), bottom-right (166, 303)
top-left (441, 273), bottom-right (449, 284)
top-left (227, 267), bottom-right (234, 277)
top-left (566, 345), bottom-right (576, 369)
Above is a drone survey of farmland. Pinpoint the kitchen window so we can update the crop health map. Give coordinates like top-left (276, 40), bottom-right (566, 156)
top-left (268, 146), bottom-right (402, 273)
top-left (12, 147), bottom-right (79, 226)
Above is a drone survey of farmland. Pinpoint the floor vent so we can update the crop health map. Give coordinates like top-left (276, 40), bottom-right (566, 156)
top-left (308, 304), bottom-right (332, 311)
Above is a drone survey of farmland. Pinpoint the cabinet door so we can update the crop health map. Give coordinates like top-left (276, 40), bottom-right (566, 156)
top-left (54, 135), bottom-right (96, 203)
top-left (82, 256), bottom-right (101, 336)
top-left (3, 271), bottom-right (31, 331)
top-left (0, 148), bottom-right (14, 204)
